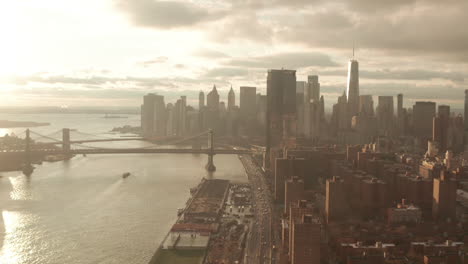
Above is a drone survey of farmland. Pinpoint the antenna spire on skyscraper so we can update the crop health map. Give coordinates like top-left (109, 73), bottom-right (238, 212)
top-left (352, 41), bottom-right (355, 59)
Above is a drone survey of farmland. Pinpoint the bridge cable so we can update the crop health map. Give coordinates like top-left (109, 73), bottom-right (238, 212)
top-left (29, 131), bottom-right (63, 143)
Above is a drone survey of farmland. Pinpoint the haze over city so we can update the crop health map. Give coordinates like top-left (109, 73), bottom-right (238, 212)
top-left (0, 0), bottom-right (467, 108)
top-left (3, 1), bottom-right (468, 264)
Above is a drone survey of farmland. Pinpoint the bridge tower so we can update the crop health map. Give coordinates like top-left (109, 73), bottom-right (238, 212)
top-left (205, 129), bottom-right (216, 172)
top-left (22, 129), bottom-right (34, 175)
top-left (62, 128), bottom-right (71, 157)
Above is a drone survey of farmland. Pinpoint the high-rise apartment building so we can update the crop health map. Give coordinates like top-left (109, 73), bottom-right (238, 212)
top-left (275, 157), bottom-right (306, 202)
top-left (432, 172), bottom-right (457, 221)
top-left (285, 177), bottom-right (305, 214)
top-left (326, 176), bottom-right (347, 223)
top-left (291, 214), bottom-right (321, 264)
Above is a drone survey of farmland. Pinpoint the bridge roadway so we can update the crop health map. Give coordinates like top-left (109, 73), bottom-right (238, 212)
top-left (22, 148), bottom-right (253, 155)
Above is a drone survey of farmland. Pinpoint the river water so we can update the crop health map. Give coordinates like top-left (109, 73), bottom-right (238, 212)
top-left (0, 113), bottom-right (247, 264)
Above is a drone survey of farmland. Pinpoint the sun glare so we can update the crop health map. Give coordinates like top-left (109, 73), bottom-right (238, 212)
top-left (0, 3), bottom-right (21, 76)
top-left (0, 211), bottom-right (22, 264)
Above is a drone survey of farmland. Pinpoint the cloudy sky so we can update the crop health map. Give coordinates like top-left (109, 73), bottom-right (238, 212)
top-left (0, 0), bottom-right (467, 109)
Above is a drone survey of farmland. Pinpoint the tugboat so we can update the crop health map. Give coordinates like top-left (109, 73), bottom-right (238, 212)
top-left (22, 164), bottom-right (35, 176)
top-left (122, 172), bottom-right (131, 179)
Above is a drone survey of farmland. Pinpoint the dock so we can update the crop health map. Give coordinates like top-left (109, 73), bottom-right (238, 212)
top-left (149, 178), bottom-right (231, 264)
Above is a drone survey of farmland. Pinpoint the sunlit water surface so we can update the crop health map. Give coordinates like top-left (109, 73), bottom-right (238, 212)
top-left (0, 113), bottom-right (246, 264)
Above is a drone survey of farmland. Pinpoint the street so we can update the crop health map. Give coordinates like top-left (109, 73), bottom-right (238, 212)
top-left (240, 155), bottom-right (277, 264)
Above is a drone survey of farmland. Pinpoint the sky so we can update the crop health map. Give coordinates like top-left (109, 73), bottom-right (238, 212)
top-left (0, 0), bottom-right (467, 109)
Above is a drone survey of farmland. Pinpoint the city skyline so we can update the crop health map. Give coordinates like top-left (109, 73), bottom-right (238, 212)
top-left (0, 0), bottom-right (467, 108)
top-left (3, 2), bottom-right (468, 263)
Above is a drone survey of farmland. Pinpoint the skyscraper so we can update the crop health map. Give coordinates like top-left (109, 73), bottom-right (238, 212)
top-left (240, 86), bottom-right (256, 117)
top-left (206, 85), bottom-right (219, 110)
top-left (266, 69), bottom-right (296, 168)
top-left (228, 86), bottom-right (235, 111)
top-left (433, 105), bottom-right (451, 152)
top-left (198, 91), bottom-right (205, 110)
top-left (296, 81), bottom-right (306, 137)
top-left (256, 94), bottom-right (267, 127)
top-left (413, 101), bottom-right (436, 141)
top-left (304, 76), bottom-right (320, 139)
top-left (205, 85), bottom-right (220, 131)
top-left (172, 96), bottom-right (187, 136)
top-left (438, 105), bottom-right (450, 119)
top-left (397, 93), bottom-right (405, 136)
top-left (359, 95), bottom-right (374, 117)
top-left (308, 75), bottom-right (320, 102)
top-left (346, 59), bottom-right (359, 118)
top-left (397, 94), bottom-right (403, 119)
top-left (198, 91), bottom-right (205, 132)
top-left (141, 93), bottom-right (166, 138)
top-left (239, 86), bottom-right (257, 136)
top-left (377, 96), bottom-right (394, 134)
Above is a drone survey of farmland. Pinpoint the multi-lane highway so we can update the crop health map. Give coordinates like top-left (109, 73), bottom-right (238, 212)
top-left (240, 155), bottom-right (277, 264)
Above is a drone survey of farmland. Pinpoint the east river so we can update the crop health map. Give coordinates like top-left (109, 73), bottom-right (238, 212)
top-left (0, 113), bottom-right (247, 264)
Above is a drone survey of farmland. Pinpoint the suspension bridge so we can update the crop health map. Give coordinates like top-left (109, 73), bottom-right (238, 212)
top-left (1, 128), bottom-right (255, 175)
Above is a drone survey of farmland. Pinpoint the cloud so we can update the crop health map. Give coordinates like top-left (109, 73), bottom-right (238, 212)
top-left (225, 52), bottom-right (339, 69)
top-left (202, 67), bottom-right (249, 78)
top-left (192, 49), bottom-right (230, 59)
top-left (115, 0), bottom-right (228, 29)
top-left (209, 12), bottom-right (274, 43)
top-left (275, 2), bottom-right (468, 59)
top-left (114, 0), bottom-right (468, 62)
top-left (138, 56), bottom-right (169, 67)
